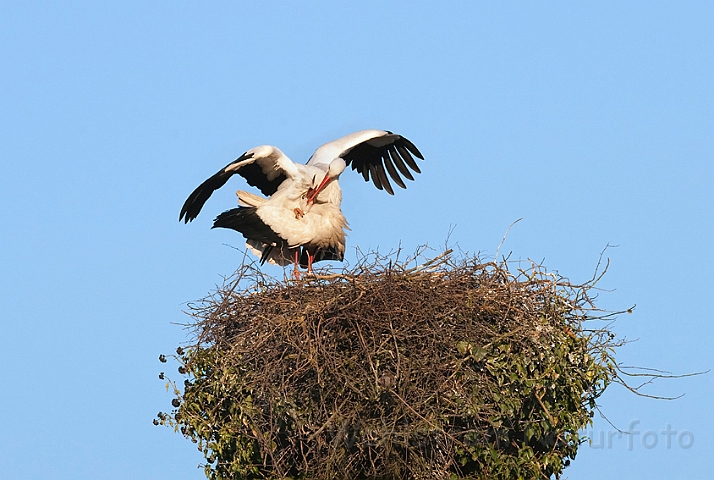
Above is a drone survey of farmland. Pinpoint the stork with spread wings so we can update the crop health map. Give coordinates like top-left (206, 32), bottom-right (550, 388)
top-left (180, 129), bottom-right (424, 278)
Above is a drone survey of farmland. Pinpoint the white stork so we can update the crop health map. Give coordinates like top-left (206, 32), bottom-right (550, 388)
top-left (179, 129), bottom-right (424, 278)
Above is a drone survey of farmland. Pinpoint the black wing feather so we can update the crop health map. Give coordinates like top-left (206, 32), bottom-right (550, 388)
top-left (179, 152), bottom-right (254, 223)
top-left (342, 134), bottom-right (423, 193)
top-left (179, 151), bottom-right (287, 224)
top-left (237, 162), bottom-right (286, 197)
top-left (383, 151), bottom-right (406, 189)
top-left (212, 207), bottom-right (284, 246)
top-left (361, 167), bottom-right (370, 182)
top-left (392, 146), bottom-right (415, 181)
top-left (375, 159), bottom-right (394, 195)
top-left (401, 137), bottom-right (424, 160)
top-left (368, 163), bottom-right (383, 190)
top-left (396, 143), bottom-right (421, 174)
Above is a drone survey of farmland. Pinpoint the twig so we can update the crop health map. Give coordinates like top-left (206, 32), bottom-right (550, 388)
top-left (495, 218), bottom-right (522, 261)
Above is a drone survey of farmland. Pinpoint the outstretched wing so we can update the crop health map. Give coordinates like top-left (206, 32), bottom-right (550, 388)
top-left (308, 130), bottom-right (424, 195)
top-left (179, 146), bottom-right (291, 223)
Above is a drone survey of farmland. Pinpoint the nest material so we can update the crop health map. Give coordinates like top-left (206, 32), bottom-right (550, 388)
top-left (162, 251), bottom-right (616, 479)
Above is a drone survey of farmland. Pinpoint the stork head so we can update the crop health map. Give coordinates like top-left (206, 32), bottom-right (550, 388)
top-left (327, 158), bottom-right (347, 178)
top-left (306, 158), bottom-right (346, 205)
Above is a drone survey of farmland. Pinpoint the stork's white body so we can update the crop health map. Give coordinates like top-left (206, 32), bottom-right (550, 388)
top-left (227, 146), bottom-right (348, 265)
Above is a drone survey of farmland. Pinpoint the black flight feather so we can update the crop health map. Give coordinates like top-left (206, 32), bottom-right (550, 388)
top-left (212, 207), bottom-right (284, 247)
top-left (341, 134), bottom-right (423, 193)
top-left (179, 152), bottom-right (254, 223)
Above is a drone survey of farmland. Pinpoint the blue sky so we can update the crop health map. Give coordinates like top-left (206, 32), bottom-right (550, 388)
top-left (1, 2), bottom-right (712, 478)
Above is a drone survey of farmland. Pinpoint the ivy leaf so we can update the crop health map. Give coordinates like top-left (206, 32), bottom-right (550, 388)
top-left (471, 346), bottom-right (487, 362)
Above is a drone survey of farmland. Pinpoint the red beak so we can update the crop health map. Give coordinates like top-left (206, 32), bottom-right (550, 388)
top-left (306, 174), bottom-right (331, 205)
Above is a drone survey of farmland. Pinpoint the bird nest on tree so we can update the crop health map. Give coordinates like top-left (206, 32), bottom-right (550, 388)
top-left (158, 249), bottom-right (622, 479)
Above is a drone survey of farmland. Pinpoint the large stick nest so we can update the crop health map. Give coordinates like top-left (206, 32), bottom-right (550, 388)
top-left (160, 249), bottom-right (618, 479)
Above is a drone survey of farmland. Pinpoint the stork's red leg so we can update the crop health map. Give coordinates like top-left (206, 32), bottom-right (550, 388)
top-left (307, 251), bottom-right (314, 274)
top-left (293, 249), bottom-right (301, 280)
